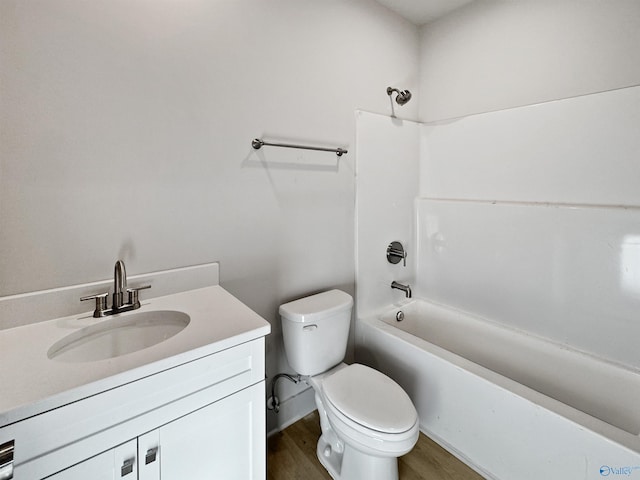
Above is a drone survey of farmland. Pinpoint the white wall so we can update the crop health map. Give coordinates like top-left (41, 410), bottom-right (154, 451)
top-left (0, 0), bottom-right (419, 432)
top-left (419, 0), bottom-right (640, 122)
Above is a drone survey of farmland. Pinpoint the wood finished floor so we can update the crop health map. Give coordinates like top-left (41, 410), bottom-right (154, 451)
top-left (267, 411), bottom-right (485, 480)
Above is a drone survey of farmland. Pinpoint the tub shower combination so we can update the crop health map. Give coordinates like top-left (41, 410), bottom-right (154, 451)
top-left (356, 299), bottom-right (640, 480)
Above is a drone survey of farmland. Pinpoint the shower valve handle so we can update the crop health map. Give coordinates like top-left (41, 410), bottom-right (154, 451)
top-left (387, 241), bottom-right (407, 267)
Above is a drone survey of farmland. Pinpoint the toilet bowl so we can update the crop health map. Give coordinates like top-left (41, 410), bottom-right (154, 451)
top-left (311, 363), bottom-right (419, 480)
top-left (280, 290), bottom-right (419, 480)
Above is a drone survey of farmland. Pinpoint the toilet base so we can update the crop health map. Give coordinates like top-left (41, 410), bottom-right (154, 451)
top-left (317, 434), bottom-right (342, 479)
top-left (317, 435), bottom-right (399, 480)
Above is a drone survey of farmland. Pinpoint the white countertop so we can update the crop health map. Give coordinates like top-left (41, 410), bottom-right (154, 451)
top-left (0, 285), bottom-right (270, 426)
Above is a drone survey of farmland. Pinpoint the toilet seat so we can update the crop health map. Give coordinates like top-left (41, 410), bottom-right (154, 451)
top-left (322, 364), bottom-right (417, 434)
top-left (320, 364), bottom-right (419, 456)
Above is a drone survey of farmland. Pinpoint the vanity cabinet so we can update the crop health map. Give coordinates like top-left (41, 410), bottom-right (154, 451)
top-left (2, 338), bottom-right (266, 480)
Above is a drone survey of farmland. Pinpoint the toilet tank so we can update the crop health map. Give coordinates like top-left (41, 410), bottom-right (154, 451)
top-left (279, 289), bottom-right (353, 376)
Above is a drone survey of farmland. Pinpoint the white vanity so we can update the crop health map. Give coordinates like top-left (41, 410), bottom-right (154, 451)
top-left (0, 270), bottom-right (270, 480)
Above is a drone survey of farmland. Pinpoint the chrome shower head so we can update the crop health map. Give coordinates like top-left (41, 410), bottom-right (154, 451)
top-left (387, 87), bottom-right (412, 106)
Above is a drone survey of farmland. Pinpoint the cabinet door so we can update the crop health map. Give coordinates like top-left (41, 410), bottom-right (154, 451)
top-left (138, 429), bottom-right (160, 480)
top-left (159, 382), bottom-right (265, 480)
top-left (45, 439), bottom-right (137, 480)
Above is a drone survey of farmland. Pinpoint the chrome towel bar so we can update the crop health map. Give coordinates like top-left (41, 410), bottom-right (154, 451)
top-left (252, 138), bottom-right (348, 157)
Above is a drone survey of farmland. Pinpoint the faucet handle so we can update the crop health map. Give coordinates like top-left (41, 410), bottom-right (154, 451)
top-left (126, 285), bottom-right (151, 307)
top-left (80, 292), bottom-right (109, 318)
top-left (386, 241), bottom-right (407, 267)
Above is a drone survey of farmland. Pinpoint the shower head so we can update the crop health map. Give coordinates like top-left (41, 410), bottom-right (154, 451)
top-left (387, 87), bottom-right (412, 106)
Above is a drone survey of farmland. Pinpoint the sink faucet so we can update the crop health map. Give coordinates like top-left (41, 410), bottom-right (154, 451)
top-left (391, 281), bottom-right (412, 298)
top-left (113, 260), bottom-right (127, 310)
top-left (81, 260), bottom-right (151, 318)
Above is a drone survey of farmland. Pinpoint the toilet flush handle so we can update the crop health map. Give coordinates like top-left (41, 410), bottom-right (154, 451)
top-left (302, 324), bottom-right (317, 332)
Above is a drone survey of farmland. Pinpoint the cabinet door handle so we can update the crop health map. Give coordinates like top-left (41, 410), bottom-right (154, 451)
top-left (121, 458), bottom-right (134, 476)
top-left (0, 440), bottom-right (14, 480)
top-left (145, 447), bottom-right (158, 465)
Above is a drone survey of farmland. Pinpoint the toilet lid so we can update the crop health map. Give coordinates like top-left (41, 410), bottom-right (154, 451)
top-left (322, 364), bottom-right (417, 434)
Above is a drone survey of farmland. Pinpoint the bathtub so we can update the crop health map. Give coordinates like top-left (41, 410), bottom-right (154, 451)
top-left (355, 299), bottom-right (640, 480)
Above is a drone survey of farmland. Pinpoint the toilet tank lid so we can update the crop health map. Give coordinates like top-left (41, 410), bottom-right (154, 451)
top-left (279, 289), bottom-right (353, 323)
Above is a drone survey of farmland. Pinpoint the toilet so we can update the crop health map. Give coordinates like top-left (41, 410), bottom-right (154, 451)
top-left (279, 289), bottom-right (419, 480)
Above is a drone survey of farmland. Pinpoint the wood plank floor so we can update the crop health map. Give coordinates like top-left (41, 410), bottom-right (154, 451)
top-left (267, 411), bottom-right (485, 480)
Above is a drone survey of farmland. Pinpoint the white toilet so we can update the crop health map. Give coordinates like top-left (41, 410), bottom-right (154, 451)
top-left (279, 289), bottom-right (419, 480)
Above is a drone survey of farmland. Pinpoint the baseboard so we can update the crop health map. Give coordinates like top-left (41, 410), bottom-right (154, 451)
top-left (267, 386), bottom-right (317, 437)
top-left (420, 425), bottom-right (496, 480)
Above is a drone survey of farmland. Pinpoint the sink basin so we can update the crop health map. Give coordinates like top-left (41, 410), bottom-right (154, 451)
top-left (48, 310), bottom-right (191, 362)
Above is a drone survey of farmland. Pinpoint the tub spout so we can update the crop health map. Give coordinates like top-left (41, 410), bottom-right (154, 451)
top-left (391, 281), bottom-right (412, 298)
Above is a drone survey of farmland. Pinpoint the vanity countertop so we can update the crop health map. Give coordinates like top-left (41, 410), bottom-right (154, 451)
top-left (0, 285), bottom-right (270, 426)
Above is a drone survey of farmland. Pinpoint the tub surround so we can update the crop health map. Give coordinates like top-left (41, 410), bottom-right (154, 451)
top-left (355, 85), bottom-right (640, 479)
top-left (355, 85), bottom-right (640, 370)
top-left (416, 198), bottom-right (640, 371)
top-left (420, 86), bottom-right (640, 205)
top-left (416, 85), bottom-right (640, 371)
top-left (355, 110), bottom-right (420, 318)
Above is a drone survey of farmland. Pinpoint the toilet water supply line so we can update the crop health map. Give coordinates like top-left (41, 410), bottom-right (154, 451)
top-left (268, 373), bottom-right (303, 413)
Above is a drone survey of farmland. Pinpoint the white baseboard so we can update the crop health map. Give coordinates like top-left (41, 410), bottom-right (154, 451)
top-left (267, 386), bottom-right (317, 437)
top-left (420, 425), bottom-right (496, 480)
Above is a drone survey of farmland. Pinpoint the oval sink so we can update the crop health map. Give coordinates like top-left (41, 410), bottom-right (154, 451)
top-left (48, 310), bottom-right (190, 363)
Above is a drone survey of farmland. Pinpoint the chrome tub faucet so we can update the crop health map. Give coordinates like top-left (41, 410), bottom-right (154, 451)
top-left (81, 260), bottom-right (151, 318)
top-left (391, 281), bottom-right (412, 298)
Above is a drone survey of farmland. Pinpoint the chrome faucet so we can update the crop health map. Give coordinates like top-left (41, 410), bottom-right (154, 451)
top-left (81, 260), bottom-right (151, 318)
top-left (113, 260), bottom-right (127, 310)
top-left (391, 281), bottom-right (412, 298)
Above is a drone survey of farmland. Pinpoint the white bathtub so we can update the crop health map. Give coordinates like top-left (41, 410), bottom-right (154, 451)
top-left (355, 299), bottom-right (640, 480)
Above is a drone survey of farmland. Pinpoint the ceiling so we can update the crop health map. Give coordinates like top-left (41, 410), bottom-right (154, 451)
top-left (374, 0), bottom-right (475, 25)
